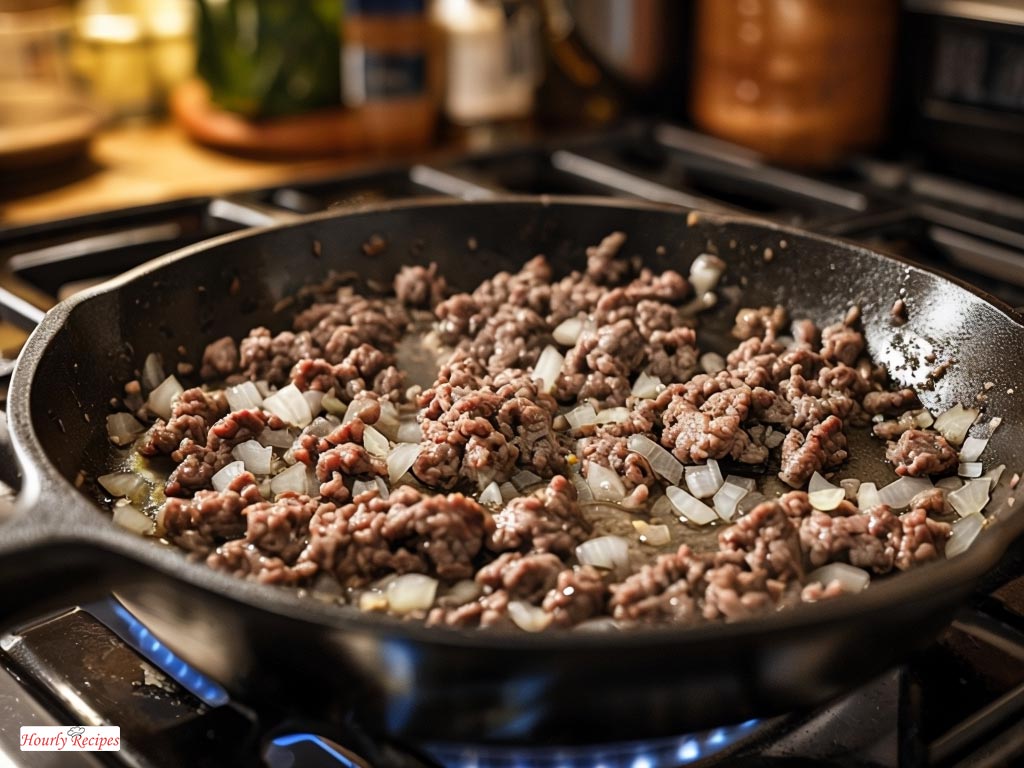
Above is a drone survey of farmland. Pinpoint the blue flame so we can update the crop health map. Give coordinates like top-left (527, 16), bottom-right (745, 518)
top-left (270, 733), bottom-right (364, 768)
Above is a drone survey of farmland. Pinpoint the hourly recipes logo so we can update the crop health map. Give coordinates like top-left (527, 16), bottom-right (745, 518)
top-left (20, 726), bottom-right (121, 752)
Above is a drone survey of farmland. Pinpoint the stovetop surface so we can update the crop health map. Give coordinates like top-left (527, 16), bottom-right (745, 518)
top-left (1, 121), bottom-right (1023, 767)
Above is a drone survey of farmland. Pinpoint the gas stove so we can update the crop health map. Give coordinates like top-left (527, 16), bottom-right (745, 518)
top-left (1, 122), bottom-right (1023, 767)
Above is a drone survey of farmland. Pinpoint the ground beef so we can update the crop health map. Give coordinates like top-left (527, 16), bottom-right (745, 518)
top-left (732, 305), bottom-right (787, 340)
top-left (394, 262), bottom-right (447, 309)
top-left (200, 336), bottom-right (239, 380)
top-left (820, 321), bottom-right (864, 366)
top-left (585, 231), bottom-right (630, 284)
top-left (235, 327), bottom-right (321, 387)
top-left (608, 545), bottom-right (707, 623)
top-left (476, 552), bottom-right (564, 602)
top-left (778, 415), bottom-right (848, 488)
top-left (863, 388), bottom-right (918, 415)
top-left (206, 541), bottom-right (318, 585)
top-left (542, 566), bottom-right (607, 627)
top-left (139, 387), bottom-right (229, 456)
top-left (161, 474), bottom-right (262, 553)
top-left (718, 500), bottom-right (804, 581)
top-left (490, 475), bottom-right (589, 557)
top-left (886, 429), bottom-right (958, 477)
top-left (799, 505), bottom-right (903, 573)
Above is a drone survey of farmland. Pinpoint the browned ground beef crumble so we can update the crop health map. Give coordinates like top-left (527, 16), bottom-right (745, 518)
top-left (110, 232), bottom-right (961, 630)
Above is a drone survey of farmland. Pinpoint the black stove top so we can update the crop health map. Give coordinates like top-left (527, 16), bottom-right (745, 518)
top-left (1, 121), bottom-right (1023, 767)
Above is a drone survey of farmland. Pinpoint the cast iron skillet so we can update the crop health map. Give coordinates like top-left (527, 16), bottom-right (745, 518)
top-left (1, 197), bottom-right (1023, 746)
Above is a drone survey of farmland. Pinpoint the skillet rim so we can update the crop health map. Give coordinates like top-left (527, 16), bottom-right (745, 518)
top-left (8, 194), bottom-right (1024, 651)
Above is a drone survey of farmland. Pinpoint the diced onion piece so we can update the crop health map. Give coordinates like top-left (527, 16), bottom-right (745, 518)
top-left (569, 472), bottom-right (593, 502)
top-left (386, 574), bottom-right (438, 614)
top-left (877, 476), bottom-right (933, 509)
top-left (989, 416), bottom-right (1003, 433)
top-left (443, 579), bottom-right (482, 606)
top-left (632, 520), bottom-right (671, 546)
top-left (684, 459), bottom-right (723, 499)
top-left (699, 352), bottom-right (726, 375)
top-left (142, 353), bottom-right (166, 392)
top-left (387, 442), bottom-right (420, 485)
top-left (594, 407), bottom-right (629, 425)
top-left (808, 471), bottom-right (838, 494)
top-left (254, 380), bottom-right (273, 397)
top-left (983, 464), bottom-right (1005, 486)
top-left (573, 617), bottom-right (620, 632)
top-left (725, 475), bottom-right (756, 492)
top-left (363, 425), bottom-right (391, 458)
top-left (259, 427), bottom-right (294, 448)
top-left (374, 476), bottom-right (389, 498)
top-left (500, 481), bottom-right (519, 501)
top-left (511, 469), bottom-right (544, 491)
top-left (809, 488), bottom-right (846, 511)
top-left (263, 384), bottom-right (313, 428)
top-left (586, 463), bottom-right (627, 501)
top-left (959, 436), bottom-right (989, 463)
top-left (934, 403), bottom-right (979, 446)
top-left (948, 477), bottom-right (992, 518)
top-left (113, 503), bottom-right (154, 535)
top-left (303, 390), bottom-right (324, 417)
top-left (146, 375), bottom-right (183, 420)
top-left (232, 439), bottom-right (272, 475)
top-left (713, 482), bottom-right (748, 521)
top-left (305, 417), bottom-right (335, 438)
top-left (627, 434), bottom-right (683, 486)
top-left (631, 371), bottom-right (664, 399)
top-left (532, 345), bottom-right (564, 393)
top-left (508, 600), bottom-right (553, 632)
top-left (666, 485), bottom-right (717, 526)
top-left (913, 409), bottom-right (935, 429)
top-left (576, 535), bottom-right (630, 572)
top-left (352, 478), bottom-right (378, 498)
top-left (807, 563), bottom-right (870, 593)
top-left (479, 481), bottom-right (503, 507)
top-left (958, 462), bottom-right (983, 478)
top-left (212, 460), bottom-right (246, 492)
top-left (840, 478), bottom-right (861, 500)
top-left (764, 431), bottom-right (785, 449)
top-left (270, 462), bottom-right (308, 496)
top-left (397, 418), bottom-right (422, 443)
top-left (553, 317), bottom-right (584, 346)
top-left (946, 513), bottom-right (985, 557)
top-left (565, 402), bottom-right (598, 430)
top-left (106, 413), bottom-right (145, 446)
top-left (226, 382), bottom-right (263, 412)
top-left (376, 401), bottom-right (400, 441)
top-left (936, 476), bottom-right (963, 491)
top-left (689, 253), bottom-right (726, 294)
top-left (98, 471), bottom-right (145, 498)
top-left (858, 482), bottom-right (881, 510)
top-left (322, 394), bottom-right (346, 416)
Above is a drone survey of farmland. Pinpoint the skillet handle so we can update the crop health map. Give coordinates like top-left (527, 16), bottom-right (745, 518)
top-left (0, 410), bottom-right (135, 626)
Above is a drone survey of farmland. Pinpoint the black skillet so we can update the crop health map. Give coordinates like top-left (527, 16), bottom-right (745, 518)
top-left (1, 197), bottom-right (1023, 746)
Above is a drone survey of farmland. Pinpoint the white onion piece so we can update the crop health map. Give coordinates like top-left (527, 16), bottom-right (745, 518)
top-left (946, 512), bottom-right (984, 557)
top-left (684, 459), bottom-right (723, 499)
top-left (877, 476), bottom-right (933, 509)
top-left (840, 478), bottom-right (861, 500)
top-left (376, 401), bottom-right (400, 441)
top-left (632, 520), bottom-right (671, 546)
top-left (306, 417), bottom-right (336, 438)
top-left (322, 394), bottom-right (346, 416)
top-left (387, 442), bottom-right (420, 484)
top-left (254, 380), bottom-right (272, 397)
top-left (147, 375), bottom-right (183, 420)
top-left (959, 436), bottom-right (989, 463)
top-left (573, 617), bottom-right (620, 632)
top-left (807, 563), bottom-right (870, 593)
top-left (913, 409), bottom-right (934, 428)
top-left (374, 476), bottom-right (389, 498)
top-left (270, 462), bottom-right (308, 496)
top-left (958, 462), bottom-right (983, 478)
top-left (576, 535), bottom-right (630, 572)
top-left (352, 478), bottom-right (378, 498)
top-left (342, 395), bottom-right (374, 426)
top-left (303, 390), bottom-right (324, 417)
top-left (626, 434), bottom-right (683, 486)
top-left (565, 402), bottom-right (598, 430)
top-left (113, 503), bottom-right (154, 535)
top-left (858, 482), bottom-right (881, 510)
top-left (689, 253), bottom-right (726, 294)
top-left (142, 353), bottom-right (165, 392)
top-left (934, 403), bottom-right (979, 446)
top-left (586, 464), bottom-right (626, 501)
top-left (666, 485), bottom-right (717, 526)
top-left (725, 475), bottom-right (756, 492)
top-left (809, 488), bottom-right (846, 511)
top-left (106, 413), bottom-right (145, 446)
top-left (259, 427), bottom-right (294, 448)
top-left (594, 407), bottom-right (629, 425)
top-left (98, 472), bottom-right (145, 498)
top-left (948, 477), bottom-right (992, 518)
top-left (397, 418), bottom-right (422, 443)
top-left (363, 425), bottom-right (391, 458)
top-left (699, 352), bottom-right (726, 375)
top-left (631, 371), bottom-right (664, 399)
top-left (512, 469), bottom-right (544, 491)
top-left (443, 579), bottom-right (482, 606)
top-left (508, 600), bottom-right (553, 632)
top-left (500, 481), bottom-right (519, 501)
top-left (936, 476), bottom-right (963, 491)
top-left (232, 439), bottom-right (272, 475)
top-left (713, 482), bottom-right (748, 521)
top-left (479, 481), bottom-right (503, 507)
top-left (764, 430), bottom-right (785, 449)
top-left (808, 471), bottom-right (839, 494)
top-left (212, 460), bottom-right (246, 492)
top-left (387, 574), bottom-right (438, 614)
top-left (569, 472), bottom-right (593, 502)
top-left (263, 384), bottom-right (313, 428)
top-left (532, 345), bottom-right (564, 394)
top-left (226, 382), bottom-right (263, 412)
top-left (553, 317), bottom-right (584, 346)
top-left (983, 464), bottom-right (1005, 486)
